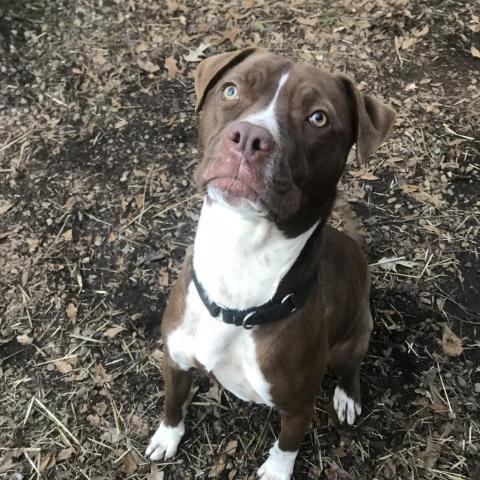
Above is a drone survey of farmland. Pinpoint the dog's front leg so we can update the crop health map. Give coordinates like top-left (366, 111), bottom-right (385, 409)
top-left (258, 403), bottom-right (314, 480)
top-left (146, 352), bottom-right (192, 461)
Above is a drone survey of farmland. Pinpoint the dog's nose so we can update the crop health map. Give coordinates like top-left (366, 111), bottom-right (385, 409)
top-left (225, 122), bottom-right (274, 162)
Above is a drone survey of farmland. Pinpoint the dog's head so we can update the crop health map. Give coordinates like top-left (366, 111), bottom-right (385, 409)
top-left (193, 48), bottom-right (395, 236)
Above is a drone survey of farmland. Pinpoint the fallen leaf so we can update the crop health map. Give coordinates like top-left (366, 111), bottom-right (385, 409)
top-left (103, 326), bottom-right (127, 338)
top-left (148, 464), bottom-right (165, 480)
top-left (66, 303), bottom-right (77, 322)
top-left (209, 453), bottom-right (228, 477)
top-left (39, 452), bottom-right (56, 472)
top-left (471, 46), bottom-right (480, 59)
top-left (137, 58), bottom-right (160, 73)
top-left (376, 256), bottom-right (419, 272)
top-left (164, 56), bottom-right (179, 79)
top-left (150, 349), bottom-right (164, 363)
top-left (183, 42), bottom-right (210, 62)
top-left (114, 118), bottom-right (128, 129)
top-left (442, 324), bottom-right (463, 357)
top-left (222, 26), bottom-right (241, 44)
top-left (121, 453), bottom-right (138, 475)
top-left (401, 36), bottom-right (417, 50)
top-left (297, 17), bottom-right (317, 27)
top-left (17, 334), bottom-right (33, 345)
top-left (57, 447), bottom-right (74, 462)
top-left (350, 170), bottom-right (379, 180)
top-left (420, 438), bottom-right (441, 468)
top-left (413, 25), bottom-right (429, 37)
top-left (225, 439), bottom-right (237, 456)
top-left (26, 238), bottom-right (40, 252)
top-left (325, 461), bottom-right (349, 480)
top-left (135, 41), bottom-right (149, 54)
top-left (205, 383), bottom-right (222, 402)
top-left (63, 229), bottom-right (73, 241)
top-left (0, 200), bottom-right (13, 215)
top-left (53, 359), bottom-right (73, 374)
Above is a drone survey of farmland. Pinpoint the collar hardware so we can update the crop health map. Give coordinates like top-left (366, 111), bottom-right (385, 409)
top-left (191, 262), bottom-right (316, 329)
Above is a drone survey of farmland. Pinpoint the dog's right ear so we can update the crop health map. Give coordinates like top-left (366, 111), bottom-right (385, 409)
top-left (194, 48), bottom-right (262, 113)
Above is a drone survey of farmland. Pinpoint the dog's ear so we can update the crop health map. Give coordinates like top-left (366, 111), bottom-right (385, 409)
top-left (340, 75), bottom-right (396, 163)
top-left (194, 48), bottom-right (263, 113)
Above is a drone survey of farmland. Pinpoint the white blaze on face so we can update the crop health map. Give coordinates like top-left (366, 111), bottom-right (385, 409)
top-left (241, 72), bottom-right (290, 141)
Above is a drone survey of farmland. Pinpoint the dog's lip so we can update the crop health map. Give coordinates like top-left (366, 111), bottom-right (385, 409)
top-left (207, 176), bottom-right (259, 199)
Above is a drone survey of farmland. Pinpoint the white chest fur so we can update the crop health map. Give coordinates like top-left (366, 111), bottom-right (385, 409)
top-left (168, 284), bottom-right (273, 405)
top-left (167, 196), bottom-right (317, 406)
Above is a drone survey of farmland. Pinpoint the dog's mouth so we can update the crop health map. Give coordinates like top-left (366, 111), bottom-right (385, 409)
top-left (208, 177), bottom-right (258, 200)
top-left (198, 154), bottom-right (302, 219)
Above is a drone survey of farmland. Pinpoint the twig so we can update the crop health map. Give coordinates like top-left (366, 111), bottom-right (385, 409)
top-left (34, 398), bottom-right (83, 448)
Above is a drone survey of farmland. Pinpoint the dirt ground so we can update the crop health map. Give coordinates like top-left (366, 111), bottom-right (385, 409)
top-left (1, 0), bottom-right (479, 479)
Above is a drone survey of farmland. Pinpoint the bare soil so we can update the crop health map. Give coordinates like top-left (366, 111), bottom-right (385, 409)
top-left (1, 1), bottom-right (479, 479)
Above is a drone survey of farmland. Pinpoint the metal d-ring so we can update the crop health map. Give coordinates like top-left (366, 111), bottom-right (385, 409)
top-left (242, 311), bottom-right (257, 329)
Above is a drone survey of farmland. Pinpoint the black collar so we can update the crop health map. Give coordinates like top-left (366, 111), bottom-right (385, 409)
top-left (191, 262), bottom-right (318, 329)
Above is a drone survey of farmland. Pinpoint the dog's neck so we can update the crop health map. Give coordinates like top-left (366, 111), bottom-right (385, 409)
top-left (192, 195), bottom-right (319, 310)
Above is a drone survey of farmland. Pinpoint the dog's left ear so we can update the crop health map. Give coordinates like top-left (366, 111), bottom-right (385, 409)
top-left (340, 76), bottom-right (396, 163)
top-left (194, 48), bottom-right (263, 113)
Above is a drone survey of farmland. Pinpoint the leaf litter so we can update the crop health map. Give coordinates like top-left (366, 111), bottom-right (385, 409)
top-left (0, 0), bottom-right (479, 479)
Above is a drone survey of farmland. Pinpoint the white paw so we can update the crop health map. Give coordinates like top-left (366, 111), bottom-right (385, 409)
top-left (333, 386), bottom-right (362, 425)
top-left (145, 420), bottom-right (185, 461)
top-left (257, 441), bottom-right (297, 480)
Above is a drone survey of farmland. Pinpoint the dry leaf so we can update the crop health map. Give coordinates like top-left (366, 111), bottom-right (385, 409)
top-left (57, 447), bottom-right (74, 462)
top-left (137, 58), bottom-right (160, 73)
top-left (66, 303), bottom-right (77, 321)
top-left (297, 17), bottom-right (317, 27)
top-left (209, 453), bottom-right (228, 477)
top-left (401, 36), bottom-right (417, 50)
top-left (225, 439), bottom-right (237, 456)
top-left (222, 26), bottom-right (241, 44)
top-left (114, 118), bottom-right (128, 129)
top-left (103, 326), bottom-right (127, 338)
top-left (17, 334), bottom-right (33, 345)
top-left (164, 56), bottom-right (179, 79)
top-left (150, 349), bottom-right (164, 363)
top-left (471, 46), bottom-right (480, 59)
top-left (63, 229), bottom-right (73, 241)
top-left (26, 238), bottom-right (40, 252)
top-left (148, 464), bottom-right (165, 480)
top-left (0, 200), bottom-right (13, 215)
top-left (135, 41), bottom-right (149, 54)
top-left (442, 324), bottom-right (463, 357)
top-left (54, 359), bottom-right (73, 374)
top-left (401, 184), bottom-right (443, 208)
top-left (420, 438), bottom-right (441, 468)
top-left (413, 25), bottom-right (429, 37)
top-left (159, 267), bottom-right (169, 287)
top-left (350, 170), bottom-right (379, 180)
top-left (39, 452), bottom-right (56, 472)
top-left (376, 256), bottom-right (419, 272)
top-left (183, 42), bottom-right (210, 62)
top-left (121, 453), bottom-right (138, 475)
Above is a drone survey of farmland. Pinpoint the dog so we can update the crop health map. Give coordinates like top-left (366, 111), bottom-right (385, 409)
top-left (145, 48), bottom-right (395, 479)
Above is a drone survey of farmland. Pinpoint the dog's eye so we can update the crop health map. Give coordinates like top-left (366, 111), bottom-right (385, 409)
top-left (308, 110), bottom-right (328, 128)
top-left (223, 85), bottom-right (239, 101)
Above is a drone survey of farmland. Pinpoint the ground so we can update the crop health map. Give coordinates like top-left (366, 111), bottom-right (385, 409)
top-left (0, 0), bottom-right (479, 479)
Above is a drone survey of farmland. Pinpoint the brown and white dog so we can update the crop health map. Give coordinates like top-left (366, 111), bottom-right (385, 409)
top-left (145, 48), bottom-right (395, 479)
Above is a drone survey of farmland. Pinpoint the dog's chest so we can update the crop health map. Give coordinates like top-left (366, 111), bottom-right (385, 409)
top-left (167, 285), bottom-right (273, 406)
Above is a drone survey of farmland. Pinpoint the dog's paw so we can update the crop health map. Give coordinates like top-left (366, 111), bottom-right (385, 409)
top-left (145, 420), bottom-right (185, 461)
top-left (257, 441), bottom-right (297, 480)
top-left (333, 386), bottom-right (361, 425)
